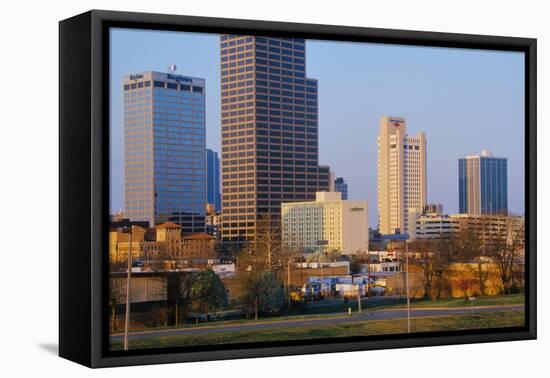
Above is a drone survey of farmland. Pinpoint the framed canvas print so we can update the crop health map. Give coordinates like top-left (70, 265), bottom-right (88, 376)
top-left (59, 10), bottom-right (536, 368)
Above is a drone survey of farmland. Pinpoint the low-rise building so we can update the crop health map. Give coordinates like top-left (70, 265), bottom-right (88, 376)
top-left (408, 206), bottom-right (459, 241)
top-left (281, 192), bottom-right (368, 255)
top-left (408, 207), bottom-right (524, 249)
top-left (181, 233), bottom-right (217, 261)
top-left (450, 213), bottom-right (525, 248)
top-left (109, 225), bottom-right (158, 263)
top-left (109, 221), bottom-right (218, 266)
top-left (205, 203), bottom-right (222, 239)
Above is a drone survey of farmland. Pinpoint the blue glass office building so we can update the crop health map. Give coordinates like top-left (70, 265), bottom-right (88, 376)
top-left (334, 177), bottom-right (348, 200)
top-left (206, 149), bottom-right (221, 212)
top-left (123, 71), bottom-right (206, 232)
top-left (458, 150), bottom-right (508, 215)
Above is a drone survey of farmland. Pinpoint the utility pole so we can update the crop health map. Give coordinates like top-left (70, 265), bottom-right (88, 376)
top-left (405, 239), bottom-right (411, 334)
top-left (123, 225), bottom-right (133, 350)
top-left (287, 257), bottom-right (292, 311)
top-left (357, 284), bottom-right (362, 313)
top-left (381, 232), bottom-right (411, 334)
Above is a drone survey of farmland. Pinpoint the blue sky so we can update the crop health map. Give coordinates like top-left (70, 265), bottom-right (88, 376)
top-left (110, 28), bottom-right (525, 225)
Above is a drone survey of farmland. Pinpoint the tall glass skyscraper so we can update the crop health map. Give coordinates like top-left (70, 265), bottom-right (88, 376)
top-left (334, 177), bottom-right (348, 200)
top-left (459, 150), bottom-right (508, 215)
top-left (220, 35), bottom-right (330, 242)
top-left (206, 149), bottom-right (221, 212)
top-left (123, 71), bottom-right (207, 232)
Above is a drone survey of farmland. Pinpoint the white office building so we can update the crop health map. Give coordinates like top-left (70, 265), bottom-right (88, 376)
top-left (377, 116), bottom-right (427, 234)
top-left (408, 206), bottom-right (459, 241)
top-left (281, 192), bottom-right (368, 255)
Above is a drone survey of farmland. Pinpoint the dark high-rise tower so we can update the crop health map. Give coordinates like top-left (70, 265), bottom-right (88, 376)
top-left (206, 149), bottom-right (222, 212)
top-left (220, 35), bottom-right (330, 242)
top-left (334, 177), bottom-right (349, 200)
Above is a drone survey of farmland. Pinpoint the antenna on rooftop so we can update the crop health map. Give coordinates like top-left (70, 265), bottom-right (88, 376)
top-left (168, 64), bottom-right (177, 73)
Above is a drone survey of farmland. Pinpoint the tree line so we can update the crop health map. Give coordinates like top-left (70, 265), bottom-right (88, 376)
top-left (410, 221), bottom-right (525, 300)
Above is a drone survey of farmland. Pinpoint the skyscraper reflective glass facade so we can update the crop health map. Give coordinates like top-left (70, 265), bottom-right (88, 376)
top-left (206, 149), bottom-right (221, 212)
top-left (123, 71), bottom-right (206, 232)
top-left (459, 151), bottom-right (508, 215)
top-left (334, 177), bottom-right (348, 200)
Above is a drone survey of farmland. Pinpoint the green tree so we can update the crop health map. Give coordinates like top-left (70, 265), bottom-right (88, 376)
top-left (167, 272), bottom-right (193, 326)
top-left (241, 270), bottom-right (284, 320)
top-left (189, 269), bottom-right (228, 323)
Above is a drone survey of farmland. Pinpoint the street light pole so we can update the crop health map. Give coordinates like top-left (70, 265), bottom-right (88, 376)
top-left (287, 257), bottom-right (292, 311)
top-left (357, 285), bottom-right (362, 314)
top-left (405, 239), bottom-right (411, 334)
top-left (123, 225), bottom-right (133, 350)
top-left (382, 231), bottom-right (411, 334)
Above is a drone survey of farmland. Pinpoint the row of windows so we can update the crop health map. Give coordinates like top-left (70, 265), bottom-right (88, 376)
top-left (221, 73), bottom-right (254, 84)
top-left (220, 43), bottom-right (254, 55)
top-left (220, 35), bottom-right (254, 45)
top-left (255, 181), bottom-right (328, 190)
top-left (257, 180), bottom-right (322, 187)
top-left (390, 144), bottom-right (421, 150)
top-left (254, 116), bottom-right (317, 124)
top-left (124, 80), bottom-right (203, 94)
top-left (255, 43), bottom-right (304, 56)
top-left (222, 66), bottom-right (254, 76)
top-left (220, 51), bottom-right (254, 62)
top-left (255, 130), bottom-right (317, 137)
top-left (153, 81), bottom-right (204, 93)
top-left (223, 104), bottom-right (316, 116)
top-left (124, 81), bottom-right (151, 90)
top-left (256, 143), bottom-right (317, 151)
top-left (222, 94), bottom-right (254, 104)
top-left (221, 87), bottom-right (255, 98)
top-left (256, 38), bottom-right (305, 48)
top-left (255, 96), bottom-right (316, 106)
top-left (256, 54), bottom-right (305, 65)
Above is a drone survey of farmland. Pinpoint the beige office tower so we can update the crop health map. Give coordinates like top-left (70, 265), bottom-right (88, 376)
top-left (377, 116), bottom-right (427, 234)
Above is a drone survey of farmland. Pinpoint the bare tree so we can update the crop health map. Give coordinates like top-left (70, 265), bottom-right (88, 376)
top-left (432, 237), bottom-right (457, 300)
top-left (255, 214), bottom-right (282, 272)
top-left (456, 226), bottom-right (488, 296)
top-left (109, 277), bottom-right (123, 333)
top-left (487, 220), bottom-right (524, 295)
top-left (410, 240), bottom-right (436, 299)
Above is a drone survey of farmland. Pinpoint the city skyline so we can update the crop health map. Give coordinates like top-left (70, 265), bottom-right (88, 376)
top-left (110, 28), bottom-right (525, 226)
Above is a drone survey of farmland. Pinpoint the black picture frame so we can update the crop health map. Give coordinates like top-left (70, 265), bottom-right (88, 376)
top-left (59, 9), bottom-right (537, 368)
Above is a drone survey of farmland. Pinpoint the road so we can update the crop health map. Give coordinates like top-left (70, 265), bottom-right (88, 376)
top-left (110, 304), bottom-right (524, 342)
